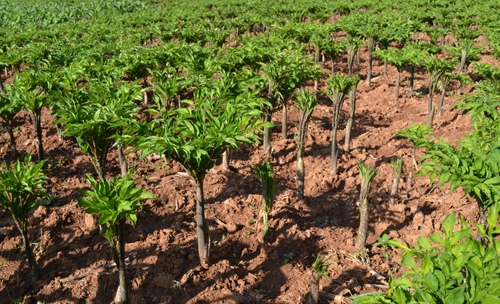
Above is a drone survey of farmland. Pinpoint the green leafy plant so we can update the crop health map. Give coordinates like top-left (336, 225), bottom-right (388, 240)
top-left (0, 155), bottom-right (49, 287)
top-left (0, 85), bottom-right (22, 158)
top-left (396, 123), bottom-right (433, 171)
top-left (353, 207), bottom-right (500, 303)
top-left (403, 82), bottom-right (500, 226)
top-left (294, 89), bottom-right (317, 200)
top-left (57, 78), bottom-right (142, 180)
top-left (422, 56), bottom-right (455, 128)
top-left (305, 254), bottom-right (331, 304)
top-left (253, 160), bottom-right (277, 243)
top-left (135, 77), bottom-right (269, 268)
top-left (325, 73), bottom-right (359, 175)
top-left (357, 161), bottom-right (378, 247)
top-left (344, 76), bottom-right (361, 152)
top-left (77, 171), bottom-right (154, 304)
top-left (12, 71), bottom-right (52, 161)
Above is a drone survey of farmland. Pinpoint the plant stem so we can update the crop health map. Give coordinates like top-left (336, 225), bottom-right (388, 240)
top-left (297, 110), bottom-right (310, 200)
top-left (7, 121), bottom-right (17, 158)
top-left (117, 145), bottom-right (128, 178)
top-left (306, 272), bottom-right (321, 304)
top-left (262, 206), bottom-right (269, 242)
top-left (395, 69), bottom-right (401, 101)
top-left (460, 48), bottom-right (467, 74)
top-left (409, 64), bottom-right (415, 92)
top-left (366, 37), bottom-right (375, 86)
top-left (31, 109), bottom-right (44, 161)
top-left (222, 148), bottom-right (230, 171)
top-left (56, 123), bottom-right (63, 142)
top-left (427, 104), bottom-right (435, 128)
top-left (194, 175), bottom-right (210, 268)
top-left (282, 98), bottom-right (287, 140)
top-left (113, 221), bottom-right (128, 304)
top-left (389, 158), bottom-right (403, 207)
top-left (357, 196), bottom-right (370, 247)
top-left (14, 219), bottom-right (38, 287)
top-left (330, 101), bottom-right (342, 175)
top-left (357, 162), bottom-right (377, 247)
top-left (344, 87), bottom-right (357, 152)
top-left (263, 80), bottom-right (274, 157)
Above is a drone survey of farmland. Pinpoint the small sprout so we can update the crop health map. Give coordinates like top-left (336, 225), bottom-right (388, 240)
top-left (312, 254), bottom-right (331, 280)
top-left (172, 280), bottom-right (182, 291)
top-left (284, 252), bottom-right (294, 263)
top-left (247, 219), bottom-right (256, 225)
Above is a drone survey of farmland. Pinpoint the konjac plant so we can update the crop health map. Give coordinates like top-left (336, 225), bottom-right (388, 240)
top-left (353, 205), bottom-right (500, 303)
top-left (294, 88), bottom-right (317, 200)
top-left (134, 75), bottom-right (269, 268)
top-left (325, 73), bottom-right (359, 175)
top-left (253, 160), bottom-right (277, 243)
top-left (356, 161), bottom-right (378, 247)
top-left (0, 155), bottom-right (49, 287)
top-left (78, 172), bottom-right (155, 304)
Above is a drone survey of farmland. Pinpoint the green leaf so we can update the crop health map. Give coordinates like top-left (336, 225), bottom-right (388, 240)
top-left (423, 272), bottom-right (439, 292)
top-left (442, 212), bottom-right (456, 238)
top-left (430, 233), bottom-right (446, 247)
top-left (401, 255), bottom-right (416, 269)
top-left (481, 295), bottom-right (500, 304)
top-left (444, 286), bottom-right (465, 304)
top-left (418, 236), bottom-right (432, 250)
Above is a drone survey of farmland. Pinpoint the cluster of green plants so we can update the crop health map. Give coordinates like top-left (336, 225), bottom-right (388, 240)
top-left (354, 206), bottom-right (500, 303)
top-left (1, 0), bottom-right (500, 302)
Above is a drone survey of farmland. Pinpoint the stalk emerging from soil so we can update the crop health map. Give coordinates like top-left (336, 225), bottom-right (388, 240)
top-left (253, 161), bottom-right (277, 243)
top-left (0, 155), bottom-right (49, 287)
top-left (389, 158), bottom-right (404, 207)
top-left (78, 172), bottom-right (154, 304)
top-left (344, 79), bottom-right (360, 152)
top-left (305, 254), bottom-right (331, 304)
top-left (295, 89), bottom-right (317, 200)
top-left (357, 161), bottom-right (378, 247)
top-left (222, 148), bottom-right (231, 171)
top-left (325, 73), bottom-right (359, 175)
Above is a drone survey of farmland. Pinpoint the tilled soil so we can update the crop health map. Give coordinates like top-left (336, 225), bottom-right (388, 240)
top-left (0, 42), bottom-right (488, 303)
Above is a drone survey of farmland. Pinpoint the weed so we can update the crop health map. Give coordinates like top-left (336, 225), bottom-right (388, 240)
top-left (283, 252), bottom-right (294, 263)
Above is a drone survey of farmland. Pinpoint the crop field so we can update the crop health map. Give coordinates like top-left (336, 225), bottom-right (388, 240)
top-left (1, 0), bottom-right (500, 303)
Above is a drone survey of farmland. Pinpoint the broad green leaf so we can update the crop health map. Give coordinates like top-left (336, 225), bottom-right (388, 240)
top-left (442, 212), bottom-right (456, 238)
top-left (444, 286), bottom-right (465, 304)
top-left (422, 272), bottom-right (439, 292)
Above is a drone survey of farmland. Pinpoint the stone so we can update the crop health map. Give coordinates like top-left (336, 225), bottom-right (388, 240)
top-left (152, 273), bottom-right (175, 289)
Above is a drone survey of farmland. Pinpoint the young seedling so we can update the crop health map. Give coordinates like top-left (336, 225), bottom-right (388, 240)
top-left (77, 172), bottom-right (155, 304)
top-left (0, 155), bottom-right (49, 287)
top-left (253, 160), bottom-right (277, 243)
top-left (389, 158), bottom-right (404, 207)
top-left (294, 89), bottom-right (317, 200)
top-left (305, 254), bottom-right (331, 304)
top-left (357, 161), bottom-right (378, 247)
top-left (325, 73), bottom-right (359, 175)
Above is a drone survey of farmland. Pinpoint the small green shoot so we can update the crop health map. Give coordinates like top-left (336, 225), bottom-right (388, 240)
top-left (284, 252), bottom-right (294, 264)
